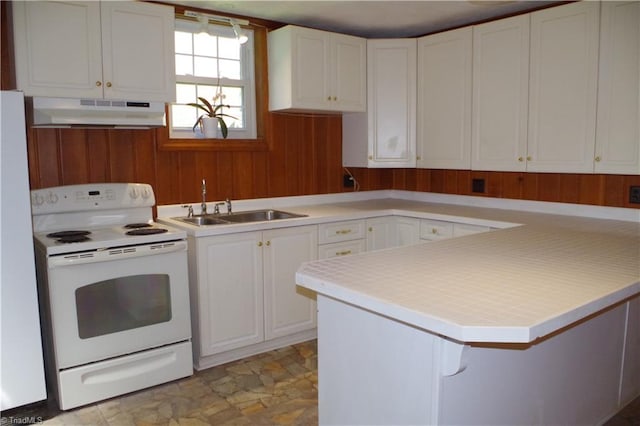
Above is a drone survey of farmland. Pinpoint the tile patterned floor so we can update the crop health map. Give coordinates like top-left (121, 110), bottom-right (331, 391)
top-left (6, 340), bottom-right (318, 426)
top-left (2, 338), bottom-right (639, 425)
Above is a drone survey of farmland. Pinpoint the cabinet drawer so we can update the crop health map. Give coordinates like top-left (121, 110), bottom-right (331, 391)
top-left (318, 240), bottom-right (366, 259)
top-left (453, 223), bottom-right (491, 237)
top-left (318, 220), bottom-right (366, 244)
top-left (420, 219), bottom-right (454, 241)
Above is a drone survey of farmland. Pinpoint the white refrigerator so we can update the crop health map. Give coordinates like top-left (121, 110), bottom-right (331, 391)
top-left (0, 91), bottom-right (47, 409)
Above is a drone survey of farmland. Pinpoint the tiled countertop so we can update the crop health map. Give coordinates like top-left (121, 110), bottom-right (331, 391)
top-left (159, 190), bottom-right (640, 344)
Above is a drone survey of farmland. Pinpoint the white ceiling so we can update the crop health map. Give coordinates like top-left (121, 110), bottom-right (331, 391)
top-left (167, 0), bottom-right (562, 38)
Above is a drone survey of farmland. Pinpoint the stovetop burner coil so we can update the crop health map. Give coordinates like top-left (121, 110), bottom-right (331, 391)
top-left (124, 223), bottom-right (153, 229)
top-left (125, 228), bottom-right (168, 236)
top-left (46, 230), bottom-right (91, 239)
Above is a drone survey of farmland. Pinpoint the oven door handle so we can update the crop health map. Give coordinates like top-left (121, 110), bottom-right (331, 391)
top-left (48, 240), bottom-right (187, 267)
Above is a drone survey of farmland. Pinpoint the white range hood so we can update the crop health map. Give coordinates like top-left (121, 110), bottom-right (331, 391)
top-left (30, 97), bottom-right (166, 128)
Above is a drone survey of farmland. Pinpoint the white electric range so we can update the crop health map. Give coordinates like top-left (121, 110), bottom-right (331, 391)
top-left (31, 183), bottom-right (193, 410)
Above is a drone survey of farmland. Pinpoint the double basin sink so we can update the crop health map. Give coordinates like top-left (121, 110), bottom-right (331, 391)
top-left (173, 209), bottom-right (307, 226)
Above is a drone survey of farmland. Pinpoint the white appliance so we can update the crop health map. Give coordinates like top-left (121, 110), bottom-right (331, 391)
top-left (31, 183), bottom-right (193, 410)
top-left (0, 91), bottom-right (47, 410)
top-left (30, 97), bottom-right (166, 128)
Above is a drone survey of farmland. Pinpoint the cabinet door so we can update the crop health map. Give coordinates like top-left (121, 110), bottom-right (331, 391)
top-left (472, 15), bottom-right (530, 172)
top-left (396, 217), bottom-right (421, 247)
top-left (332, 34), bottom-right (367, 112)
top-left (291, 27), bottom-right (332, 110)
top-left (366, 217), bottom-right (396, 251)
top-left (12, 1), bottom-right (103, 98)
top-left (417, 27), bottom-right (472, 170)
top-left (528, 2), bottom-right (600, 173)
top-left (263, 226), bottom-right (318, 340)
top-left (367, 39), bottom-right (417, 167)
top-left (101, 2), bottom-right (176, 102)
top-left (196, 232), bottom-right (264, 356)
top-left (595, 1), bottom-right (640, 175)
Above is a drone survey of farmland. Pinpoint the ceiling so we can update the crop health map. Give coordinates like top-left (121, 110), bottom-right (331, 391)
top-left (166, 1), bottom-right (562, 38)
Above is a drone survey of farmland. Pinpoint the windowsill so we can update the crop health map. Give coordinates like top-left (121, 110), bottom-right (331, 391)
top-left (158, 137), bottom-right (268, 151)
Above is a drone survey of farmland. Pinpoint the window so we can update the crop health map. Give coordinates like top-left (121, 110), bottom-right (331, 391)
top-left (170, 19), bottom-right (256, 140)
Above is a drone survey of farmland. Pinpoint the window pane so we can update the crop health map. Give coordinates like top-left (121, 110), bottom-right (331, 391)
top-left (175, 54), bottom-right (193, 76)
top-left (176, 83), bottom-right (196, 104)
top-left (218, 37), bottom-right (240, 60)
top-left (194, 57), bottom-right (218, 78)
top-left (196, 85), bottom-right (218, 103)
top-left (222, 87), bottom-right (242, 106)
top-left (219, 59), bottom-right (240, 79)
top-left (194, 33), bottom-right (217, 57)
top-left (175, 31), bottom-right (193, 54)
top-left (225, 106), bottom-right (244, 128)
top-left (171, 104), bottom-right (198, 129)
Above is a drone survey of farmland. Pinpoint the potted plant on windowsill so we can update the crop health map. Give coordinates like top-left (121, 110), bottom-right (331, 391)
top-left (188, 95), bottom-right (235, 139)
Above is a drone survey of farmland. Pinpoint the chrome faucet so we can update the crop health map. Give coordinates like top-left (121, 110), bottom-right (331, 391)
top-left (201, 178), bottom-right (207, 215)
top-left (181, 204), bottom-right (194, 217)
top-left (213, 198), bottom-right (232, 215)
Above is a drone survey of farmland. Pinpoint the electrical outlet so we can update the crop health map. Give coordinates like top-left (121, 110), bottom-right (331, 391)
top-left (343, 174), bottom-right (355, 188)
top-left (472, 178), bottom-right (485, 193)
top-left (630, 186), bottom-right (640, 204)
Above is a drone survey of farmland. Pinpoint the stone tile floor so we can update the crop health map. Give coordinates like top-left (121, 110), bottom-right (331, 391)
top-left (2, 338), bottom-right (639, 425)
top-left (3, 340), bottom-right (318, 426)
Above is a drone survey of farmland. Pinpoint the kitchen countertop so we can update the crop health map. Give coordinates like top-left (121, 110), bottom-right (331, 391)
top-left (158, 190), bottom-right (640, 344)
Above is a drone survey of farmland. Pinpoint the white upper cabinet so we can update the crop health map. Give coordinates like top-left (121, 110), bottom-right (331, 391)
top-left (595, 1), bottom-right (640, 175)
top-left (471, 15), bottom-right (530, 172)
top-left (268, 25), bottom-right (366, 112)
top-left (417, 27), bottom-right (473, 170)
top-left (12, 1), bottom-right (176, 102)
top-left (343, 39), bottom-right (417, 167)
top-left (527, 1), bottom-right (600, 173)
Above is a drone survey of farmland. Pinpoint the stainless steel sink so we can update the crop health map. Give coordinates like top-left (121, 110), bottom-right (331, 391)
top-left (175, 216), bottom-right (230, 226)
top-left (223, 209), bottom-right (307, 223)
top-left (172, 209), bottom-right (307, 226)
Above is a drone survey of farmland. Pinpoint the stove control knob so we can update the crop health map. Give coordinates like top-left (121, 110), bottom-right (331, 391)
top-left (46, 192), bottom-right (59, 204)
top-left (141, 188), bottom-right (151, 199)
top-left (129, 188), bottom-right (139, 199)
top-left (32, 193), bottom-right (44, 206)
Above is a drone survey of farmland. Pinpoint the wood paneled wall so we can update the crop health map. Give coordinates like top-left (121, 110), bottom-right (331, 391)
top-left (349, 168), bottom-right (640, 209)
top-left (3, 2), bottom-right (639, 210)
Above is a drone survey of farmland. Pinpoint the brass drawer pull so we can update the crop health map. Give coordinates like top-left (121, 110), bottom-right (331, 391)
top-left (336, 250), bottom-right (352, 256)
top-left (335, 229), bottom-right (352, 235)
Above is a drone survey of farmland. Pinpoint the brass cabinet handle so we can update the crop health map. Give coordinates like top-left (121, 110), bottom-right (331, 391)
top-left (333, 96), bottom-right (337, 101)
top-left (417, 155), bottom-right (421, 160)
top-left (257, 241), bottom-right (263, 247)
top-left (368, 227), bottom-right (373, 232)
top-left (527, 156), bottom-right (532, 161)
top-left (336, 250), bottom-right (352, 256)
top-left (431, 228), bottom-right (438, 234)
top-left (96, 81), bottom-right (102, 87)
top-left (265, 240), bottom-right (271, 246)
top-left (106, 81), bottom-right (112, 88)
top-left (335, 229), bottom-right (352, 235)
top-left (518, 157), bottom-right (524, 162)
top-left (595, 156), bottom-right (601, 162)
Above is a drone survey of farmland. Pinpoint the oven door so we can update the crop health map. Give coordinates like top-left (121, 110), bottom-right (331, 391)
top-left (45, 240), bottom-right (191, 369)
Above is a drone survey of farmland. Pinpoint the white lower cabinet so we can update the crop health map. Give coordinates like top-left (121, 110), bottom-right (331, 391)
top-left (190, 225), bottom-right (317, 362)
top-left (263, 227), bottom-right (318, 339)
top-left (318, 220), bottom-right (366, 258)
top-left (366, 216), bottom-right (420, 251)
top-left (421, 219), bottom-right (491, 241)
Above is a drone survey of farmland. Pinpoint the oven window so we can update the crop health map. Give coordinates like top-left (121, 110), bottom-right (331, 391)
top-left (75, 274), bottom-right (172, 339)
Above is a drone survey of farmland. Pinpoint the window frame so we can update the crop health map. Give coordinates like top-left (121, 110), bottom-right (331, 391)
top-left (168, 18), bottom-right (257, 141)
